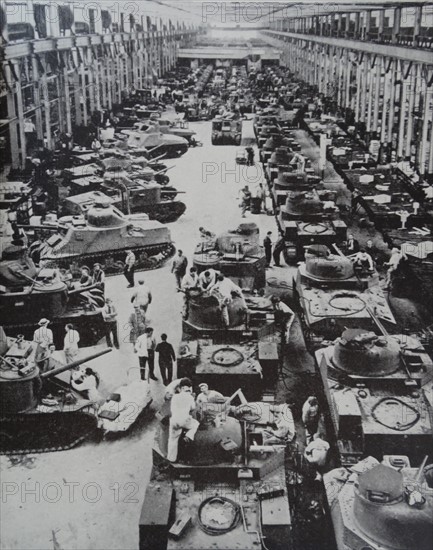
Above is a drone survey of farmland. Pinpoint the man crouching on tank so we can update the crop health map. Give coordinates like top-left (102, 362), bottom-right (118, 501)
top-left (167, 378), bottom-right (200, 462)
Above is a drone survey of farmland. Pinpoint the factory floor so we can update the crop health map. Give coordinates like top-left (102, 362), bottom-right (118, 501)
top-left (0, 115), bottom-right (426, 550)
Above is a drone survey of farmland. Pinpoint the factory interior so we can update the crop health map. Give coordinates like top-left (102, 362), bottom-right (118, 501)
top-left (0, 1), bottom-right (433, 549)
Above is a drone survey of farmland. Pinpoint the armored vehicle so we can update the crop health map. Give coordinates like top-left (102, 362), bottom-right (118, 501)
top-left (294, 245), bottom-right (396, 348)
top-left (0, 245), bottom-right (106, 346)
top-left (211, 118), bottom-right (242, 145)
top-left (140, 401), bottom-right (292, 550)
top-left (316, 328), bottom-right (432, 464)
top-left (324, 456), bottom-right (433, 550)
top-left (26, 198), bottom-right (175, 274)
top-left (125, 126), bottom-right (189, 158)
top-left (0, 333), bottom-right (111, 454)
top-left (63, 178), bottom-right (186, 224)
top-left (193, 223), bottom-right (267, 291)
top-left (134, 121), bottom-right (197, 144)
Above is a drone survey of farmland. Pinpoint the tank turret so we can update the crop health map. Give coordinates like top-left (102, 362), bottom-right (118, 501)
top-left (282, 190), bottom-right (325, 221)
top-left (304, 245), bottom-right (354, 281)
top-left (193, 223), bottom-right (266, 290)
top-left (325, 459), bottom-right (433, 550)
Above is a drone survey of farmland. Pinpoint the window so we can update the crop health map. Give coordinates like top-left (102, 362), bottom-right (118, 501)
top-left (34, 4), bottom-right (47, 38)
top-left (89, 9), bottom-right (96, 34)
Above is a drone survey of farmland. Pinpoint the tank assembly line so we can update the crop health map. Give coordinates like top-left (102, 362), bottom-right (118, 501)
top-left (0, 2), bottom-right (433, 550)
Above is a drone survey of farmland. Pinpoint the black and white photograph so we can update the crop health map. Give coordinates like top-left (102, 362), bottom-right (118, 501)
top-left (0, 1), bottom-right (432, 549)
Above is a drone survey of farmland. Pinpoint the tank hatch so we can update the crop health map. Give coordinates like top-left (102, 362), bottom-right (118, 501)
top-left (305, 245), bottom-right (354, 280)
top-left (86, 200), bottom-right (125, 228)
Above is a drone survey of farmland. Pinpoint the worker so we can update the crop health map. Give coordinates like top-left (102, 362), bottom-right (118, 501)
top-left (263, 231), bottom-right (272, 267)
top-left (302, 396), bottom-right (320, 443)
top-left (63, 324), bottom-right (80, 363)
top-left (345, 233), bottom-right (360, 254)
top-left (167, 378), bottom-right (200, 462)
top-left (79, 266), bottom-right (92, 287)
top-left (131, 279), bottom-right (152, 314)
top-left (262, 404), bottom-right (295, 445)
top-left (155, 333), bottom-right (176, 386)
top-left (272, 236), bottom-right (285, 267)
top-left (239, 186), bottom-right (252, 218)
top-left (246, 147), bottom-right (255, 166)
top-left (304, 434), bottom-right (330, 480)
top-left (181, 267), bottom-right (200, 291)
top-left (33, 318), bottom-right (53, 350)
top-left (198, 269), bottom-right (219, 291)
top-left (91, 137), bottom-right (102, 152)
top-left (353, 248), bottom-right (374, 272)
top-left (196, 383), bottom-right (224, 409)
top-left (271, 296), bottom-right (294, 344)
top-left (92, 263), bottom-right (105, 289)
top-left (71, 367), bottom-right (103, 406)
top-left (146, 327), bottom-right (157, 381)
top-left (124, 250), bottom-right (136, 288)
top-left (211, 274), bottom-right (248, 327)
top-left (134, 331), bottom-right (152, 380)
top-left (384, 246), bottom-right (407, 289)
top-left (253, 182), bottom-right (266, 213)
top-left (101, 298), bottom-right (119, 349)
top-left (128, 305), bottom-right (146, 346)
top-left (365, 239), bottom-right (380, 265)
top-left (35, 342), bottom-right (56, 373)
top-left (172, 249), bottom-right (188, 289)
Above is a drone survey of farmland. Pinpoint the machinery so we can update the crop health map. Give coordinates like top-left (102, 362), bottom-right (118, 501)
top-left (125, 126), bottom-right (189, 158)
top-left (140, 401), bottom-right (292, 550)
top-left (24, 198), bottom-right (175, 274)
top-left (63, 179), bottom-right (186, 224)
top-left (134, 121), bottom-right (197, 144)
top-left (294, 245), bottom-right (396, 348)
top-left (324, 456), bottom-right (433, 550)
top-left (316, 328), bottom-right (432, 464)
top-left (211, 118), bottom-right (242, 145)
top-left (0, 334), bottom-right (111, 454)
top-left (193, 223), bottom-right (267, 291)
top-left (0, 245), bottom-right (106, 346)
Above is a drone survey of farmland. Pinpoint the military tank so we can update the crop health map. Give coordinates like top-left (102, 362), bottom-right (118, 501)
top-left (294, 245), bottom-right (396, 349)
top-left (0, 245), bottom-right (106, 346)
top-left (324, 456), bottom-right (433, 550)
top-left (125, 125), bottom-right (189, 158)
top-left (24, 198), bottom-right (175, 274)
top-left (134, 120), bottom-right (197, 145)
top-left (0, 333), bottom-right (111, 454)
top-left (316, 327), bottom-right (432, 464)
top-left (63, 176), bottom-right (186, 224)
top-left (140, 401), bottom-right (292, 550)
top-left (193, 223), bottom-right (267, 291)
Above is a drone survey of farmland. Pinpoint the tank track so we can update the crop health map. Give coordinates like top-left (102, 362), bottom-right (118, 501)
top-left (45, 243), bottom-right (176, 276)
top-left (0, 411), bottom-right (98, 454)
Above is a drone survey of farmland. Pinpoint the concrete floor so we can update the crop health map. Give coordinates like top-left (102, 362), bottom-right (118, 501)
top-left (0, 116), bottom-right (291, 550)
top-left (1, 114), bottom-right (424, 550)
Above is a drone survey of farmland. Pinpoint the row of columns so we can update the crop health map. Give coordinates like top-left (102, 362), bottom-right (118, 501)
top-left (272, 5), bottom-right (426, 47)
top-left (5, 30), bottom-right (194, 169)
top-left (264, 34), bottom-right (433, 176)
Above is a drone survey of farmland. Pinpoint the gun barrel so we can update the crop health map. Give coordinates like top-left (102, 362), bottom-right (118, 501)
top-left (40, 348), bottom-right (112, 379)
top-left (16, 224), bottom-right (59, 231)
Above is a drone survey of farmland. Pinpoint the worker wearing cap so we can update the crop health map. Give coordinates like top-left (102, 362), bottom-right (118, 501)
top-left (33, 318), bottom-right (54, 366)
top-left (196, 383), bottom-right (224, 408)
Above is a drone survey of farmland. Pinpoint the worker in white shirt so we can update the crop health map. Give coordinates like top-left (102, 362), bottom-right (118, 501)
top-left (263, 404), bottom-right (295, 445)
top-left (384, 246), bottom-right (407, 288)
top-left (131, 279), bottom-right (153, 314)
top-left (211, 274), bottom-right (247, 327)
top-left (181, 267), bottom-right (200, 291)
top-left (353, 248), bottom-right (374, 272)
top-left (304, 434), bottom-right (330, 475)
top-left (198, 269), bottom-right (219, 292)
top-left (135, 331), bottom-right (149, 380)
top-left (196, 383), bottom-right (225, 417)
top-left (167, 378), bottom-right (200, 462)
top-left (71, 367), bottom-right (103, 406)
top-left (124, 250), bottom-right (136, 288)
top-left (423, 183), bottom-right (433, 201)
top-left (63, 324), bottom-right (80, 363)
top-left (33, 318), bottom-right (53, 348)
